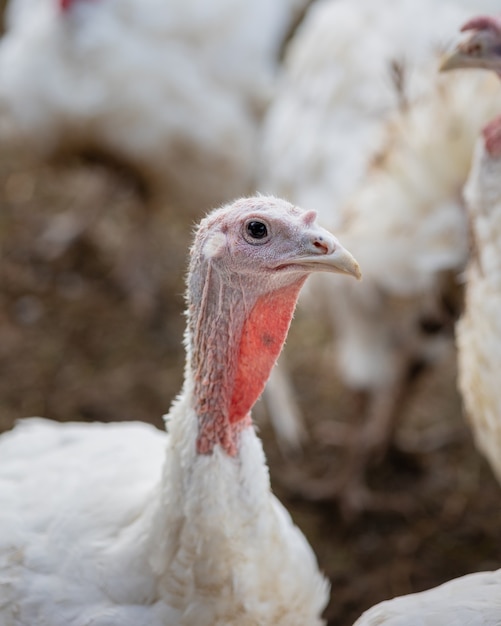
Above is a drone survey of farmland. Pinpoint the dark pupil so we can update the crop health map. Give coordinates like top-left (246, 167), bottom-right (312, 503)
top-left (247, 221), bottom-right (268, 239)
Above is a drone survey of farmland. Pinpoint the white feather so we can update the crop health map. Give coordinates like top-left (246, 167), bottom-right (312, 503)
top-left (457, 140), bottom-right (501, 487)
top-left (354, 570), bottom-right (501, 625)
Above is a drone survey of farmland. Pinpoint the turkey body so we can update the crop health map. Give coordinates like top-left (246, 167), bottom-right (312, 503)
top-left (0, 195), bottom-right (363, 625)
top-left (457, 139), bottom-right (501, 484)
top-left (0, 0), bottom-right (307, 210)
top-left (445, 6), bottom-right (501, 501)
top-left (329, 63), bottom-right (501, 395)
top-left (0, 417), bottom-right (324, 625)
top-left (352, 16), bottom-right (501, 623)
top-left (353, 569), bottom-right (501, 626)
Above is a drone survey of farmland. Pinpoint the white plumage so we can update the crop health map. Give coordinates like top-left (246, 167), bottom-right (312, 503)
top-left (0, 196), bottom-right (363, 625)
top-left (0, 0), bottom-right (307, 210)
top-left (1, 418), bottom-right (326, 625)
top-left (458, 122), bottom-right (501, 486)
top-left (331, 64), bottom-right (501, 394)
top-left (259, 0), bottom-right (501, 505)
top-left (353, 569), bottom-right (501, 625)
top-left (443, 12), bottom-right (501, 487)
top-left (260, 0), bottom-right (500, 225)
top-left (351, 17), bottom-right (501, 623)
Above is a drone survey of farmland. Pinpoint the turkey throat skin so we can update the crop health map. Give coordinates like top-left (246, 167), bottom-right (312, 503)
top-left (189, 256), bottom-right (307, 456)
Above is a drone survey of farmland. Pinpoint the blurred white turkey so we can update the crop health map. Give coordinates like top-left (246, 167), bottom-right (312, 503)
top-left (442, 13), bottom-right (501, 488)
top-left (350, 16), bottom-right (501, 624)
top-left (0, 196), bottom-right (362, 625)
top-left (0, 0), bottom-right (308, 211)
top-left (259, 0), bottom-right (501, 512)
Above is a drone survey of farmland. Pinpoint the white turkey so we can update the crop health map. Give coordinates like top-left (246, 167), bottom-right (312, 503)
top-left (0, 195), bottom-right (361, 625)
top-left (442, 13), bottom-right (501, 489)
top-left (351, 16), bottom-right (501, 625)
top-left (0, 0), bottom-right (309, 211)
top-left (259, 0), bottom-right (501, 513)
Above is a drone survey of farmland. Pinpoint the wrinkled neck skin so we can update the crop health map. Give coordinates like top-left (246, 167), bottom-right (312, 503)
top-left (186, 251), bottom-right (306, 456)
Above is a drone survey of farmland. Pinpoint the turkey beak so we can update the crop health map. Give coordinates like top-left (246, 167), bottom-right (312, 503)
top-left (440, 49), bottom-right (474, 72)
top-left (440, 23), bottom-right (501, 74)
top-left (293, 230), bottom-right (362, 280)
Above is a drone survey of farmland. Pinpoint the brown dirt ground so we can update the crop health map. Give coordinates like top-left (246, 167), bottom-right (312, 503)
top-left (1, 154), bottom-right (500, 626)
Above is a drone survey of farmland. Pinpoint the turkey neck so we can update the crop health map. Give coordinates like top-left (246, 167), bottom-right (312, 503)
top-left (186, 255), bottom-right (306, 457)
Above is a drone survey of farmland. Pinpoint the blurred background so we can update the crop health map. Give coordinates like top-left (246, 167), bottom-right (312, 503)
top-left (0, 0), bottom-right (501, 624)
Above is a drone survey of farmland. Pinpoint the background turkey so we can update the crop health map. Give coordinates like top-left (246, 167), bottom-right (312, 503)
top-left (353, 15), bottom-right (501, 623)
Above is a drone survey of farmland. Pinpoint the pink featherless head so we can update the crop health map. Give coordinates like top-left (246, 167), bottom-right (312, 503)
top-left (461, 15), bottom-right (501, 35)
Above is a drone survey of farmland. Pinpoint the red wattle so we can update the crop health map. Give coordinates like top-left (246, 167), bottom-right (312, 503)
top-left (229, 279), bottom-right (306, 423)
top-left (483, 115), bottom-right (501, 158)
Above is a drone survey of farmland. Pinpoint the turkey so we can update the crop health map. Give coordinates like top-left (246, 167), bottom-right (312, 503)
top-left (351, 16), bottom-right (501, 624)
top-left (442, 13), bottom-right (501, 489)
top-left (0, 196), bottom-right (361, 625)
top-left (259, 0), bottom-right (501, 513)
top-left (0, 0), bottom-right (309, 212)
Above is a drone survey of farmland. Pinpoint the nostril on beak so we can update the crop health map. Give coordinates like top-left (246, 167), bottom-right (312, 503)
top-left (313, 238), bottom-right (330, 255)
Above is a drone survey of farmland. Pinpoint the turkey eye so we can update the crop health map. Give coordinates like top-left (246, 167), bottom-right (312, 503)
top-left (246, 221), bottom-right (268, 239)
top-left (242, 218), bottom-right (271, 245)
